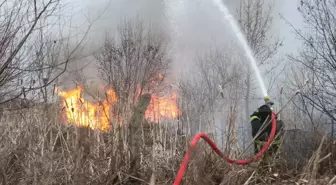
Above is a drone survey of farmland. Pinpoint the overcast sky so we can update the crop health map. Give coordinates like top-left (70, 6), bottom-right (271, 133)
top-left (63, 0), bottom-right (304, 90)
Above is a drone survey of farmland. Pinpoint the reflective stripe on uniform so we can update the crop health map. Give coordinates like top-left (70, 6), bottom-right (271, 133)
top-left (250, 116), bottom-right (260, 121)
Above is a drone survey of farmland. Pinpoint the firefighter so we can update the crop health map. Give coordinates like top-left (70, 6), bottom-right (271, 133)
top-left (250, 96), bottom-right (275, 154)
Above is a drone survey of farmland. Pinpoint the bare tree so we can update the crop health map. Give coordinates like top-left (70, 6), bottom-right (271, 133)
top-left (0, 0), bottom-right (93, 108)
top-left (95, 17), bottom-right (172, 119)
top-left (178, 45), bottom-right (245, 150)
top-left (284, 0), bottom-right (336, 123)
top-left (94, 17), bottom-right (172, 178)
top-left (0, 0), bottom-right (58, 103)
top-left (29, 31), bottom-right (62, 105)
top-left (237, 0), bottom-right (282, 120)
top-left (282, 66), bottom-right (323, 130)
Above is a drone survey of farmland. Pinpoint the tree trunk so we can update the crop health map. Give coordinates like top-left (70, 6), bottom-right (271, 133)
top-left (128, 93), bottom-right (151, 175)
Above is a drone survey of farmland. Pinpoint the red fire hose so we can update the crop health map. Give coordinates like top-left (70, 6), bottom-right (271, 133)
top-left (173, 112), bottom-right (277, 185)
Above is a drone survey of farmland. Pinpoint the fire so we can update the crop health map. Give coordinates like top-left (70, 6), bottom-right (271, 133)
top-left (145, 93), bottom-right (181, 122)
top-left (55, 86), bottom-right (117, 132)
top-left (56, 85), bottom-right (181, 132)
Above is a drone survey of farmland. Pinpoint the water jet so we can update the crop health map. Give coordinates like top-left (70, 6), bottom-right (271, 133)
top-left (212, 0), bottom-right (268, 97)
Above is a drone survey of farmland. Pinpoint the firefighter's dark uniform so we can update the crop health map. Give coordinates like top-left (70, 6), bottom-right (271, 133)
top-left (250, 104), bottom-right (274, 154)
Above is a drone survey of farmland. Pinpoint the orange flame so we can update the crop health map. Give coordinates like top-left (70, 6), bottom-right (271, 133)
top-left (56, 85), bottom-right (181, 131)
top-left (56, 86), bottom-right (117, 131)
top-left (145, 93), bottom-right (181, 122)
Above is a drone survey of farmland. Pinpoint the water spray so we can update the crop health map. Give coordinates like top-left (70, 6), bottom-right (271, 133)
top-left (212, 0), bottom-right (268, 97)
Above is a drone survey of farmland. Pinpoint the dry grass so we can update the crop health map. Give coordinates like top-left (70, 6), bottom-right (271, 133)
top-left (0, 105), bottom-right (335, 185)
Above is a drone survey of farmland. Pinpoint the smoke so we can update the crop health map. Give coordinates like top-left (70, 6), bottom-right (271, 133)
top-left (60, 0), bottom-right (240, 82)
top-left (59, 0), bottom-right (303, 105)
top-left (59, 0), bottom-right (300, 82)
top-left (54, 0), bottom-right (306, 150)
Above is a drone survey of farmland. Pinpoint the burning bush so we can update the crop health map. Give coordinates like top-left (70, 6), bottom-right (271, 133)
top-left (55, 85), bottom-right (181, 132)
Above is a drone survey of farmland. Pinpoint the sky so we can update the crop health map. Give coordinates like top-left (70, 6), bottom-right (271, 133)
top-left (64, 0), bottom-right (303, 77)
top-left (61, 0), bottom-right (305, 99)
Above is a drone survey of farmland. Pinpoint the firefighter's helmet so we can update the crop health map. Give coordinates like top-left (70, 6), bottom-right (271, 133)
top-left (264, 96), bottom-right (274, 106)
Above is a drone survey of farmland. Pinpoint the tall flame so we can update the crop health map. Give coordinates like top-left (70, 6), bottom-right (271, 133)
top-left (56, 84), bottom-right (181, 132)
top-left (145, 93), bottom-right (181, 122)
top-left (56, 86), bottom-right (117, 131)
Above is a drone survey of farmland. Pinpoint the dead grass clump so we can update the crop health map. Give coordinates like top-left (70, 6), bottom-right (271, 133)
top-left (248, 134), bottom-right (336, 185)
top-left (175, 143), bottom-right (254, 185)
top-left (317, 139), bottom-right (336, 175)
top-left (1, 105), bottom-right (335, 185)
top-left (0, 106), bottom-right (189, 184)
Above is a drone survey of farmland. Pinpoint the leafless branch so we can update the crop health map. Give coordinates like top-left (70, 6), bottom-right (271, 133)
top-left (95, 16), bottom-right (172, 119)
top-left (283, 0), bottom-right (336, 122)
